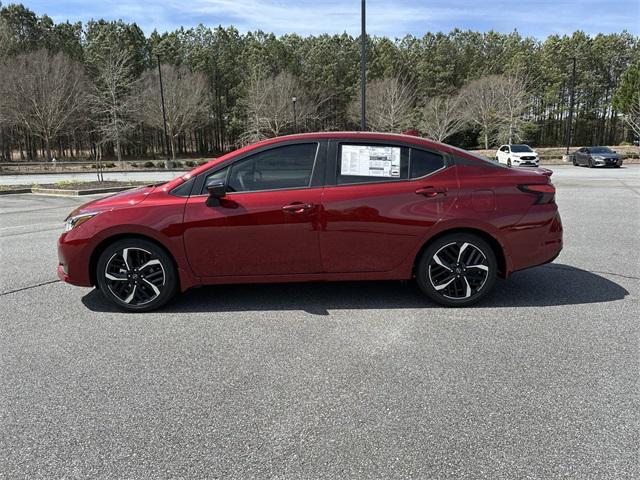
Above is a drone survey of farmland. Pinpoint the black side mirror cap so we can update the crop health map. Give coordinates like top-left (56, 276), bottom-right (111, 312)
top-left (206, 179), bottom-right (227, 198)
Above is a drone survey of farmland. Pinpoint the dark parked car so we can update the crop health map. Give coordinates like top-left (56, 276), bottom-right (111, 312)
top-left (58, 132), bottom-right (563, 311)
top-left (573, 146), bottom-right (622, 168)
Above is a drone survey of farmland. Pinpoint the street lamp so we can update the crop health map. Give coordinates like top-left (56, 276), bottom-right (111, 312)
top-left (360, 0), bottom-right (366, 131)
top-left (565, 57), bottom-right (577, 155)
top-left (157, 55), bottom-right (171, 168)
top-left (292, 96), bottom-right (298, 133)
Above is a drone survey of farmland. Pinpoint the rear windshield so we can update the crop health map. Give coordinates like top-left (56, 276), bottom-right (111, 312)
top-left (511, 145), bottom-right (533, 153)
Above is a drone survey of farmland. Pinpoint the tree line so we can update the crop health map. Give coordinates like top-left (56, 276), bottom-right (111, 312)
top-left (0, 3), bottom-right (638, 162)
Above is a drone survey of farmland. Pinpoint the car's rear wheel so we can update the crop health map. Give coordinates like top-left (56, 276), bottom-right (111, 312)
top-left (96, 238), bottom-right (177, 312)
top-left (416, 233), bottom-right (497, 307)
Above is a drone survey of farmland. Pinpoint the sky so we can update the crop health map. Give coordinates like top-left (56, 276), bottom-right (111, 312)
top-left (19, 0), bottom-right (640, 38)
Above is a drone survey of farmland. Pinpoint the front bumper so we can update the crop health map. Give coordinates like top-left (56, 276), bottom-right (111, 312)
top-left (514, 157), bottom-right (540, 167)
top-left (593, 157), bottom-right (622, 167)
top-left (57, 232), bottom-right (93, 287)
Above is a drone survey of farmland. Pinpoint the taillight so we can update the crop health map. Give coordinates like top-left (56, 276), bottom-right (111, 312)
top-left (517, 183), bottom-right (556, 204)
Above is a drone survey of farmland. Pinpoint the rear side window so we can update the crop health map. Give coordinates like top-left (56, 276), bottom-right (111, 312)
top-left (409, 149), bottom-right (445, 178)
top-left (337, 144), bottom-right (409, 185)
top-left (220, 143), bottom-right (318, 193)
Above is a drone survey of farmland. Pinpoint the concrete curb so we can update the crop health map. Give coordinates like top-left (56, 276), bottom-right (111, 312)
top-left (0, 188), bottom-right (32, 195)
top-left (30, 186), bottom-right (135, 196)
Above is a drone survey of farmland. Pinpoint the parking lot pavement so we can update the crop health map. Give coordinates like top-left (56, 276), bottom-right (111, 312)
top-left (1, 166), bottom-right (638, 479)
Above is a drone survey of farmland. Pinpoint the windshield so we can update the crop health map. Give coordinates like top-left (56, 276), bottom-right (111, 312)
top-left (590, 147), bottom-right (613, 154)
top-left (511, 145), bottom-right (533, 153)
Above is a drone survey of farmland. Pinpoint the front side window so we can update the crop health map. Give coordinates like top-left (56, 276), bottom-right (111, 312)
top-left (219, 143), bottom-right (318, 193)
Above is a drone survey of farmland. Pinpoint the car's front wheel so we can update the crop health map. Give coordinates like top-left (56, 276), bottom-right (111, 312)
top-left (416, 233), bottom-right (497, 307)
top-left (96, 238), bottom-right (178, 312)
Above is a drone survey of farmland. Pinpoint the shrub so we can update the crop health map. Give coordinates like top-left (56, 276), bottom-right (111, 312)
top-left (144, 161), bottom-right (155, 168)
top-left (185, 160), bottom-right (196, 167)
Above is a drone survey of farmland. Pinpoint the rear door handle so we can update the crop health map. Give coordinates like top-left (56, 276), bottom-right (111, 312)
top-left (282, 202), bottom-right (315, 214)
top-left (416, 186), bottom-right (447, 198)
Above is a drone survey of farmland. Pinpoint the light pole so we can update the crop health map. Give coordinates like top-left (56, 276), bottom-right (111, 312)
top-left (565, 57), bottom-right (577, 155)
top-left (292, 96), bottom-right (298, 133)
top-left (157, 55), bottom-right (171, 168)
top-left (360, 0), bottom-right (366, 131)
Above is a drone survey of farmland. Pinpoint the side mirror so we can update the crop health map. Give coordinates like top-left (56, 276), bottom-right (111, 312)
top-left (206, 178), bottom-right (227, 198)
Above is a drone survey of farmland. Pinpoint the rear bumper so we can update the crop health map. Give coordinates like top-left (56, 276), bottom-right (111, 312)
top-left (506, 209), bottom-right (563, 274)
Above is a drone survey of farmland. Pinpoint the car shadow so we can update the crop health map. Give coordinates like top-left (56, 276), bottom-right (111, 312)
top-left (82, 263), bottom-right (629, 315)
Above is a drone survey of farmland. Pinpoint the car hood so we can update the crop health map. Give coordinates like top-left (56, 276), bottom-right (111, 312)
top-left (512, 151), bottom-right (537, 157)
top-left (66, 185), bottom-right (156, 218)
top-left (591, 152), bottom-right (619, 158)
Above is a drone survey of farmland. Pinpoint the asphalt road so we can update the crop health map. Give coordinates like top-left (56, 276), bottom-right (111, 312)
top-left (1, 165), bottom-right (639, 479)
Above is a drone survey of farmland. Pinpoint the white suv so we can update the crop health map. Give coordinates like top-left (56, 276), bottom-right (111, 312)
top-left (496, 144), bottom-right (539, 167)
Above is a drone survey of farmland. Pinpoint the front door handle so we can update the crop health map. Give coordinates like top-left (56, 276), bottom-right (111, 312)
top-left (416, 186), bottom-right (447, 198)
top-left (282, 202), bottom-right (315, 214)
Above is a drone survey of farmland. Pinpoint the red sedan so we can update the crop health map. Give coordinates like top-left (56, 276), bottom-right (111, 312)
top-left (58, 132), bottom-right (562, 311)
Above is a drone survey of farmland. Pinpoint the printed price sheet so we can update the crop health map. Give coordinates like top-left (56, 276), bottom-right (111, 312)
top-left (340, 145), bottom-right (401, 177)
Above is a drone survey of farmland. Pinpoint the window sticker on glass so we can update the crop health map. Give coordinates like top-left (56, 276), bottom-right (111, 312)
top-left (341, 145), bottom-right (401, 177)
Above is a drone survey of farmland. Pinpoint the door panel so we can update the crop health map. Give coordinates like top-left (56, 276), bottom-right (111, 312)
top-left (183, 189), bottom-right (323, 277)
top-left (320, 167), bottom-right (459, 273)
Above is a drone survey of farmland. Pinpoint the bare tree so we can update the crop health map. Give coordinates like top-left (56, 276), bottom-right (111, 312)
top-left (418, 94), bottom-right (466, 142)
top-left (242, 71), bottom-right (324, 144)
top-left (459, 75), bottom-right (505, 149)
top-left (495, 74), bottom-right (531, 144)
top-left (136, 64), bottom-right (209, 159)
top-left (350, 77), bottom-right (415, 132)
top-left (89, 48), bottom-right (138, 164)
top-left (0, 17), bottom-right (13, 58)
top-left (0, 49), bottom-right (89, 160)
top-left (623, 95), bottom-right (640, 141)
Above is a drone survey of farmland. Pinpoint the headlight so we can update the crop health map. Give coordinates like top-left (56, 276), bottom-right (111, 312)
top-left (64, 212), bottom-right (99, 232)
top-left (593, 156), bottom-right (604, 161)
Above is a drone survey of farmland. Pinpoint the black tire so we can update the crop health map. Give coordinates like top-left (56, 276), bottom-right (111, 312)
top-left (416, 233), bottom-right (498, 307)
top-left (572, 157), bottom-right (578, 166)
top-left (96, 238), bottom-right (178, 312)
top-left (507, 158), bottom-right (512, 167)
top-left (587, 158), bottom-right (594, 168)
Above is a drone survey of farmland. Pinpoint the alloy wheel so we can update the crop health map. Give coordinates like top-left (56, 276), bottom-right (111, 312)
top-left (104, 247), bottom-right (166, 306)
top-left (428, 242), bottom-right (489, 300)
